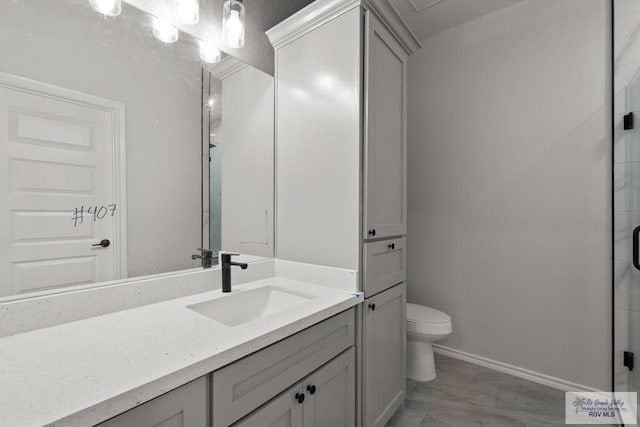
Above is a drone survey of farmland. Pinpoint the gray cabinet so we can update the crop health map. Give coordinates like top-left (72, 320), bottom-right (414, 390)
top-left (212, 309), bottom-right (355, 426)
top-left (268, 1), bottom-right (415, 426)
top-left (363, 283), bottom-right (406, 427)
top-left (269, 2), bottom-right (413, 271)
top-left (363, 12), bottom-right (407, 241)
top-left (98, 376), bottom-right (208, 427)
top-left (302, 348), bottom-right (356, 427)
top-left (235, 348), bottom-right (355, 427)
top-left (233, 384), bottom-right (303, 427)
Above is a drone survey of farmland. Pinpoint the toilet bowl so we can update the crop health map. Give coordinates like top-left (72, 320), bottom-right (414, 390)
top-left (406, 303), bottom-right (452, 382)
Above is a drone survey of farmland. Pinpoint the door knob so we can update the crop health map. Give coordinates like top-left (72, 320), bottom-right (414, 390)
top-left (368, 229), bottom-right (376, 237)
top-left (369, 303), bottom-right (376, 311)
top-left (295, 392), bottom-right (305, 404)
top-left (307, 384), bottom-right (316, 395)
top-left (92, 239), bottom-right (110, 248)
top-left (388, 243), bottom-right (395, 250)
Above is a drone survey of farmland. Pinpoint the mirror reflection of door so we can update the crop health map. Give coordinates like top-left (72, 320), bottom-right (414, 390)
top-left (0, 73), bottom-right (125, 297)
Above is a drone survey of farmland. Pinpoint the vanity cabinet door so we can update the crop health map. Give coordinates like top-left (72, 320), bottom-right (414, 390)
top-left (98, 376), bottom-right (208, 427)
top-left (363, 283), bottom-right (406, 427)
top-left (302, 348), bottom-right (355, 427)
top-left (363, 11), bottom-right (407, 241)
top-left (234, 384), bottom-right (304, 427)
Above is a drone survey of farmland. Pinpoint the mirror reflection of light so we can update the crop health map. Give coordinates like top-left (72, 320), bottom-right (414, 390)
top-left (316, 74), bottom-right (336, 91)
top-left (200, 41), bottom-right (221, 64)
top-left (225, 11), bottom-right (243, 45)
top-left (292, 87), bottom-right (308, 100)
top-left (152, 17), bottom-right (179, 43)
top-left (176, 0), bottom-right (199, 25)
top-left (208, 98), bottom-right (216, 107)
top-left (336, 86), bottom-right (356, 107)
top-left (313, 74), bottom-right (356, 107)
top-left (89, 0), bottom-right (121, 16)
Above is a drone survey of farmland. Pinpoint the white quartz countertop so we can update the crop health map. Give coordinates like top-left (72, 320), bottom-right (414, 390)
top-left (0, 277), bottom-right (362, 427)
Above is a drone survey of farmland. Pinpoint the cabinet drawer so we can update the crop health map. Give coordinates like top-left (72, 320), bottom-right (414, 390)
top-left (212, 308), bottom-right (355, 426)
top-left (98, 376), bottom-right (208, 427)
top-left (363, 237), bottom-right (406, 296)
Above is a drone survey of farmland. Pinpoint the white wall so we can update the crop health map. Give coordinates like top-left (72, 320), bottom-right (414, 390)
top-left (0, 0), bottom-right (202, 277)
top-left (407, 0), bottom-right (611, 389)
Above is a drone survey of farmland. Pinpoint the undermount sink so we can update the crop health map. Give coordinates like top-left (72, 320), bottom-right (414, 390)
top-left (187, 286), bottom-right (314, 327)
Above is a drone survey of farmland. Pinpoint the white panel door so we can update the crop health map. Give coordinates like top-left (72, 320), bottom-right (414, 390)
top-left (364, 12), bottom-right (407, 240)
top-left (0, 75), bottom-right (124, 297)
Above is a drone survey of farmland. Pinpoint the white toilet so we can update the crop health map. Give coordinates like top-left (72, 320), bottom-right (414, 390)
top-left (406, 303), bottom-right (452, 382)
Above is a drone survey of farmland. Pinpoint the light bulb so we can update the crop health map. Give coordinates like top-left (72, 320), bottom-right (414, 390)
top-left (199, 41), bottom-right (221, 64)
top-left (89, 0), bottom-right (121, 16)
top-left (152, 18), bottom-right (179, 43)
top-left (222, 0), bottom-right (245, 48)
top-left (175, 0), bottom-right (199, 25)
top-left (225, 11), bottom-right (243, 47)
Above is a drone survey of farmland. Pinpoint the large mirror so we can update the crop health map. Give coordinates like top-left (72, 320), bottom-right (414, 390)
top-left (0, 0), bottom-right (274, 300)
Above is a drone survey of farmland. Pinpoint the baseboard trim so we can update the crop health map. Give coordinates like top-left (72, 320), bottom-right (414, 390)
top-left (432, 344), bottom-right (601, 392)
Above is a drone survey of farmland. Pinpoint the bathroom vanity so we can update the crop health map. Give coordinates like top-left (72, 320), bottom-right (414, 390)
top-left (101, 306), bottom-right (357, 427)
top-left (0, 0), bottom-right (419, 426)
top-left (0, 267), bottom-right (361, 426)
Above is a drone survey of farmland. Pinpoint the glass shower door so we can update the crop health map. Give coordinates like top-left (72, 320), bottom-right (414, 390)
top-left (614, 80), bottom-right (640, 399)
top-left (614, 1), bottom-right (640, 403)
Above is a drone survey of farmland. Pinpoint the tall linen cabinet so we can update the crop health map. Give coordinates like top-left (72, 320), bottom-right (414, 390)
top-left (268, 1), bottom-right (419, 426)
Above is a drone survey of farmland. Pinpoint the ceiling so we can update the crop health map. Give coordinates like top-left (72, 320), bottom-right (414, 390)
top-left (389, 0), bottom-right (523, 41)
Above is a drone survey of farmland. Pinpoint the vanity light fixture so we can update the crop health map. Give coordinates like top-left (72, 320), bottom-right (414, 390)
top-left (222, 0), bottom-right (245, 48)
top-left (89, 0), bottom-right (121, 16)
top-left (199, 41), bottom-right (221, 63)
top-left (152, 17), bottom-right (179, 43)
top-left (176, 0), bottom-right (199, 25)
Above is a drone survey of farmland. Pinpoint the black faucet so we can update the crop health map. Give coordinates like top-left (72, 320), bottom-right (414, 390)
top-left (192, 248), bottom-right (214, 269)
top-left (221, 253), bottom-right (248, 293)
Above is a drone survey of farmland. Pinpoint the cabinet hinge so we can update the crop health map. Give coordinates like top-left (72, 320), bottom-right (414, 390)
top-left (624, 112), bottom-right (634, 130)
top-left (624, 351), bottom-right (634, 371)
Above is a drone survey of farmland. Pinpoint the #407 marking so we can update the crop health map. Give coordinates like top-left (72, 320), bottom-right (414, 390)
top-left (71, 204), bottom-right (116, 227)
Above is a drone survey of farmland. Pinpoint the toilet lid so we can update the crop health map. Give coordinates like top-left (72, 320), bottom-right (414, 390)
top-left (407, 303), bottom-right (450, 324)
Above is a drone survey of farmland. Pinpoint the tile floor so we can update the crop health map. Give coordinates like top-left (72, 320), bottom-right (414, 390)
top-left (387, 354), bottom-right (617, 427)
